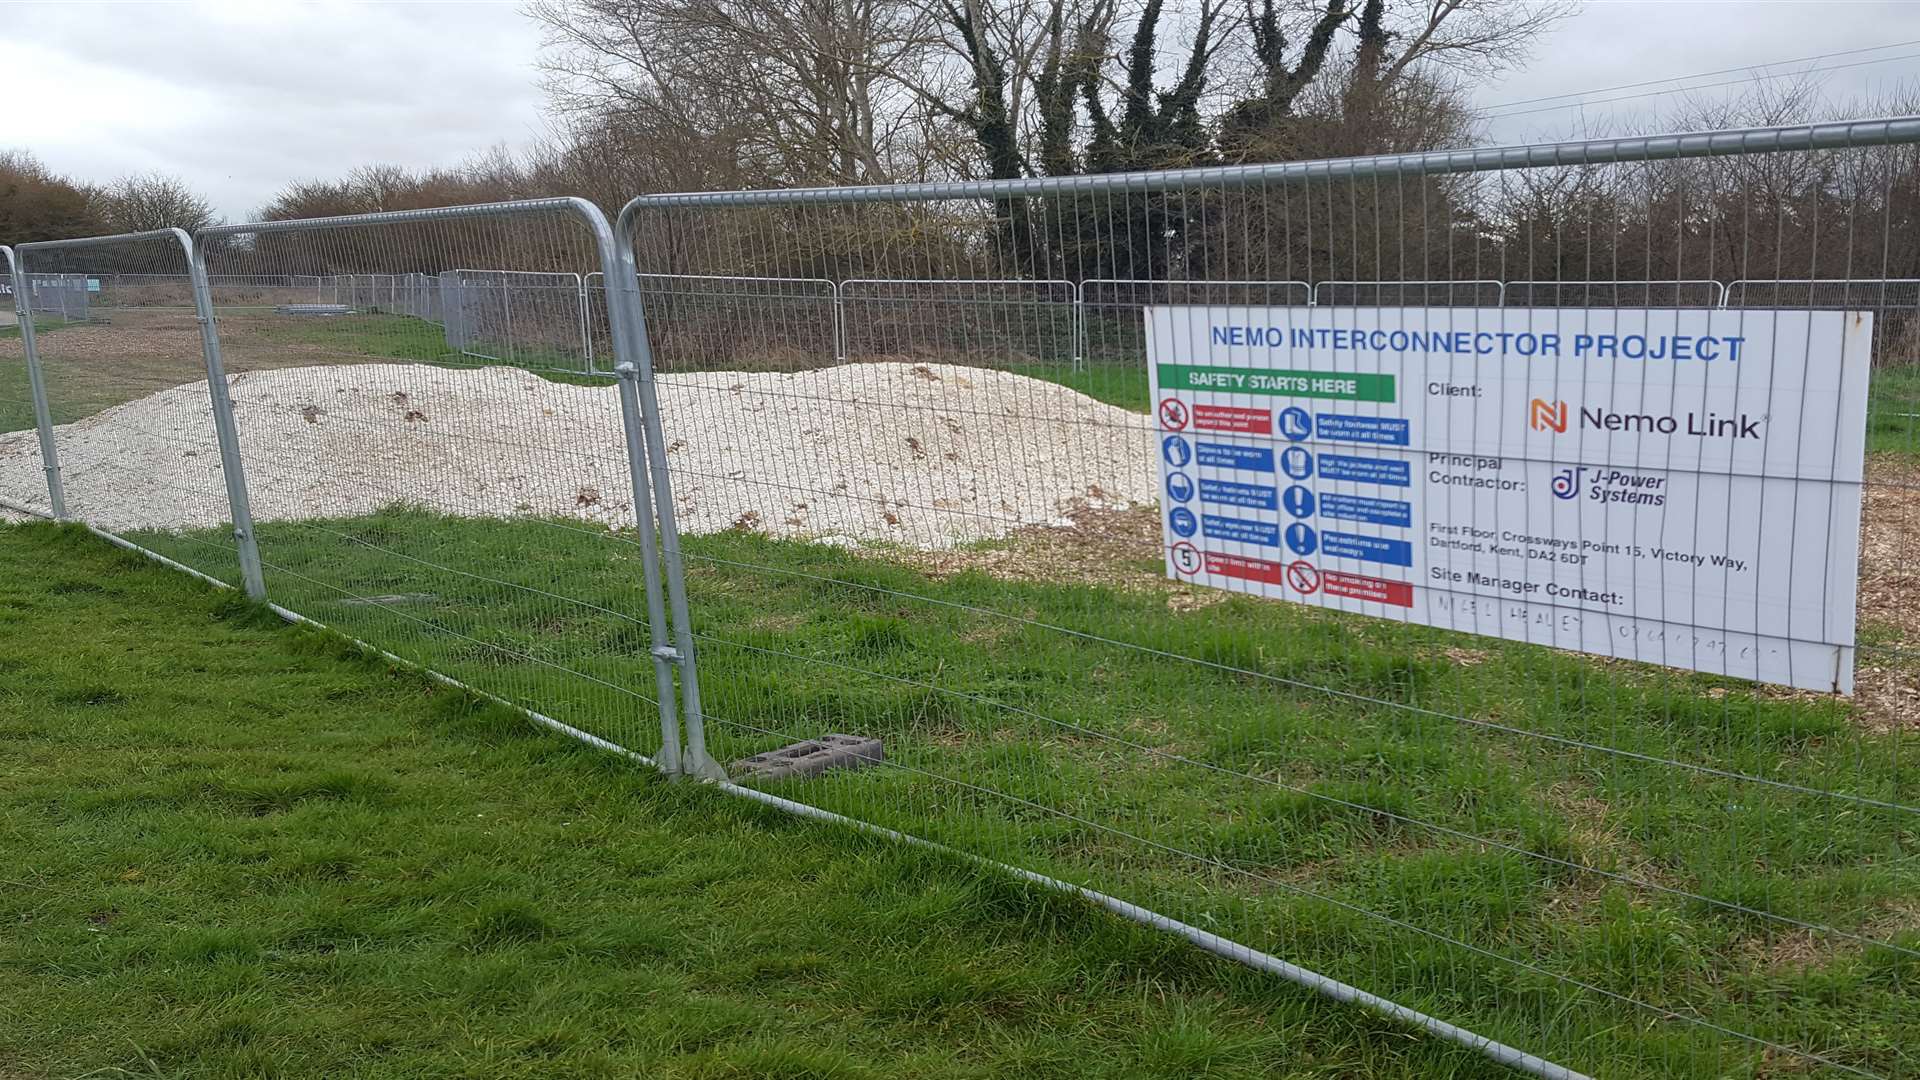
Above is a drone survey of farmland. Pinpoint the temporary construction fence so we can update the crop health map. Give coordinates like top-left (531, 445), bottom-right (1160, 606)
top-left (0, 245), bottom-right (60, 520)
top-left (438, 268), bottom-right (591, 371)
top-left (0, 271), bottom-right (91, 322)
top-left (0, 120), bottom-right (1916, 1080)
top-left (618, 118), bottom-right (1920, 1080)
top-left (1314, 278), bottom-right (1507, 307)
top-left (1726, 279), bottom-right (1920, 358)
top-left (836, 278), bottom-right (1079, 367)
top-left (1503, 278), bottom-right (1730, 308)
top-left (4, 229), bottom-right (256, 587)
top-left (592, 272), bottom-right (1920, 374)
top-left (631, 273), bottom-right (840, 370)
top-left (1078, 278), bottom-right (1315, 368)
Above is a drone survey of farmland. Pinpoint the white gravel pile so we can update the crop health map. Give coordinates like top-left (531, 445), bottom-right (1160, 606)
top-left (0, 362), bottom-right (1154, 549)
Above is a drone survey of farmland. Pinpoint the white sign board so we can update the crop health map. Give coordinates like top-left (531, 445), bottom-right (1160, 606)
top-left (1147, 305), bottom-right (1871, 693)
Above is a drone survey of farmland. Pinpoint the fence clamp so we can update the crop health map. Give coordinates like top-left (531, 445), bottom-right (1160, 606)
top-left (651, 644), bottom-right (682, 663)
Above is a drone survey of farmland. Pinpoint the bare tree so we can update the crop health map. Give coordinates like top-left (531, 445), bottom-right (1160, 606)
top-left (1222, 0), bottom-right (1577, 159)
top-left (95, 172), bottom-right (219, 233)
top-left (529, 0), bottom-right (939, 187)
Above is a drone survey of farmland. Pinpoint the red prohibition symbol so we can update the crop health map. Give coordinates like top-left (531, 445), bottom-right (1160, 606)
top-left (1286, 560), bottom-right (1320, 595)
top-left (1157, 397), bottom-right (1190, 431)
top-left (1170, 541), bottom-right (1204, 576)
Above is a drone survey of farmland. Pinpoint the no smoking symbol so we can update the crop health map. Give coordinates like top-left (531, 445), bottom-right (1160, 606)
top-left (1170, 541), bottom-right (1204, 576)
top-left (1286, 560), bottom-right (1320, 595)
top-left (1158, 397), bottom-right (1190, 431)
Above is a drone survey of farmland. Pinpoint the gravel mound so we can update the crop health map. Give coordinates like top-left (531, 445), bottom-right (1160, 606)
top-left (0, 362), bottom-right (1155, 549)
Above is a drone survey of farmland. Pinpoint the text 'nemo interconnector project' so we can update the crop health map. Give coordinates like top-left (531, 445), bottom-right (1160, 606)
top-left (1209, 324), bottom-right (1749, 361)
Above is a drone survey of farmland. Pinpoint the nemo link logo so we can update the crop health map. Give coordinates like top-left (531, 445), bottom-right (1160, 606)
top-left (1528, 396), bottom-right (1762, 440)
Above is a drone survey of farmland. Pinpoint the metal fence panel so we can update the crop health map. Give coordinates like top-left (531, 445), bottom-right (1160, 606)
top-left (438, 268), bottom-right (589, 371)
top-left (1728, 279), bottom-right (1920, 362)
top-left (192, 199), bottom-right (684, 769)
top-left (0, 244), bottom-right (63, 520)
top-left (837, 278), bottom-right (1077, 369)
top-left (630, 273), bottom-right (840, 371)
top-left (2, 230), bottom-right (259, 590)
top-left (1, 271), bottom-right (93, 322)
top-left (1079, 278), bottom-right (1314, 369)
top-left (1503, 278), bottom-right (1726, 308)
top-left (1314, 278), bottom-right (1506, 306)
top-left (621, 117), bottom-right (1920, 1079)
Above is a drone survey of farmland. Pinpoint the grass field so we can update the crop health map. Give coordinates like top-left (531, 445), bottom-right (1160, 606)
top-left (0, 522), bottom-right (1511, 1080)
top-left (98, 503), bottom-right (1919, 1080)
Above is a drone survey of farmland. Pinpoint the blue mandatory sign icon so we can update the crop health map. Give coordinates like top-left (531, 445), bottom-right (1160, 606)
top-left (1285, 522), bottom-right (1318, 556)
top-left (1279, 446), bottom-right (1314, 480)
top-left (1162, 435), bottom-right (1193, 468)
top-left (1276, 406), bottom-right (1313, 442)
top-left (1282, 485), bottom-right (1317, 518)
top-left (1168, 507), bottom-right (1198, 538)
top-left (1165, 471), bottom-right (1195, 503)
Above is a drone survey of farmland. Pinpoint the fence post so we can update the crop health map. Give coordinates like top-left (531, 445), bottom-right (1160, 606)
top-left (182, 231), bottom-right (268, 602)
top-left (501, 279), bottom-right (516, 365)
top-left (1071, 279), bottom-right (1084, 371)
top-left (612, 361), bottom-right (686, 777)
top-left (831, 279), bottom-right (847, 362)
top-left (611, 204), bottom-right (725, 780)
top-left (576, 273), bottom-right (591, 373)
top-left (4, 246), bottom-right (68, 519)
top-left (583, 272), bottom-right (600, 369)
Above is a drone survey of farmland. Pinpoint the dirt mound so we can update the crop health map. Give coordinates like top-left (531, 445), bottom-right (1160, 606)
top-left (0, 361), bottom-right (1155, 550)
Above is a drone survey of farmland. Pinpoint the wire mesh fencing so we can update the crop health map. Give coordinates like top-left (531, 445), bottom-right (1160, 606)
top-left (836, 278), bottom-right (1078, 371)
top-left (619, 119), bottom-right (1920, 1079)
top-left (632, 274), bottom-right (840, 371)
top-left (22, 272), bottom-right (92, 323)
top-left (186, 200), bottom-right (683, 766)
top-left (1727, 279), bottom-right (1920, 363)
top-left (1504, 278), bottom-right (1728, 308)
top-left (1315, 278), bottom-right (1508, 307)
top-left (1, 245), bottom-right (59, 520)
top-left (1, 230), bottom-right (255, 586)
top-left (438, 268), bottom-right (591, 371)
top-left (1079, 278), bottom-right (1314, 373)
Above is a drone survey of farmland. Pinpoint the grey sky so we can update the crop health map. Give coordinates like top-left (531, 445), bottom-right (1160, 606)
top-left (3, 0), bottom-right (1917, 222)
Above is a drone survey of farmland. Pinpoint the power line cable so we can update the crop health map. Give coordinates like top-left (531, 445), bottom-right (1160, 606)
top-left (1480, 49), bottom-right (1920, 120)
top-left (1479, 38), bottom-right (1920, 113)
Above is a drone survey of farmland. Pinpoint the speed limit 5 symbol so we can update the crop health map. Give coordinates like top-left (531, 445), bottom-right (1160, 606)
top-left (1170, 541), bottom-right (1204, 576)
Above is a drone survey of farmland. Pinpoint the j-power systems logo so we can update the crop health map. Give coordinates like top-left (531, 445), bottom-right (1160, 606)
top-left (1527, 398), bottom-right (1762, 440)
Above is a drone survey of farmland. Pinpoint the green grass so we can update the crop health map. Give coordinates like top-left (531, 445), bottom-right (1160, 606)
top-left (0, 314), bottom-right (71, 340)
top-left (0, 522), bottom-right (1515, 1080)
top-left (241, 311), bottom-right (605, 384)
top-left (1868, 363), bottom-right (1920, 457)
top-left (101, 506), bottom-right (1920, 1080)
top-left (1017, 361), bottom-right (1151, 411)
